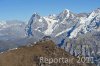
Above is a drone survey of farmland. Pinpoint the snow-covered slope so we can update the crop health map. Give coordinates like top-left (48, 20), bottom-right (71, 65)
top-left (70, 8), bottom-right (100, 38)
top-left (26, 8), bottom-right (100, 41)
top-left (26, 9), bottom-right (79, 38)
top-left (26, 9), bottom-right (100, 65)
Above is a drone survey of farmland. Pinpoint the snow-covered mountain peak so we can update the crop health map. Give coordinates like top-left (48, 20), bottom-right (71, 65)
top-left (26, 8), bottom-right (100, 39)
top-left (63, 9), bottom-right (70, 13)
top-left (58, 9), bottom-right (70, 18)
top-left (56, 9), bottom-right (75, 22)
top-left (27, 13), bottom-right (41, 26)
top-left (86, 8), bottom-right (100, 24)
top-left (94, 8), bottom-right (100, 13)
top-left (31, 13), bottom-right (40, 19)
top-left (89, 8), bottom-right (100, 17)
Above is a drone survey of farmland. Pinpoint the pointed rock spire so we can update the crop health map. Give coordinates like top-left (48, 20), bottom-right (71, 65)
top-left (31, 13), bottom-right (40, 19)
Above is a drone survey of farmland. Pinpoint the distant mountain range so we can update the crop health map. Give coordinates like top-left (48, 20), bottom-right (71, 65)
top-left (0, 8), bottom-right (100, 66)
top-left (26, 8), bottom-right (100, 38)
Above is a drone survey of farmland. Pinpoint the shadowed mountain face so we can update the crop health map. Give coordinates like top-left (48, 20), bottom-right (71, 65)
top-left (0, 40), bottom-right (95, 66)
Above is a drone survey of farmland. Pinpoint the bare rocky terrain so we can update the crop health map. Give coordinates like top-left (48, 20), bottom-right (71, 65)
top-left (0, 40), bottom-right (95, 66)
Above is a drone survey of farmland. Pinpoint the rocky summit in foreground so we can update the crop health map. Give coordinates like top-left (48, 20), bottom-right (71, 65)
top-left (0, 40), bottom-right (95, 66)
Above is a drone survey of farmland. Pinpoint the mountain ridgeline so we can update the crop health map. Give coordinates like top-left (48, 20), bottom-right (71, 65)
top-left (0, 40), bottom-right (95, 66)
top-left (25, 8), bottom-right (100, 65)
top-left (0, 8), bottom-right (100, 66)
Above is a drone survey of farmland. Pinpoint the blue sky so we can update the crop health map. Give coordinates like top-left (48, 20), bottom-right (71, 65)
top-left (0, 0), bottom-right (100, 22)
